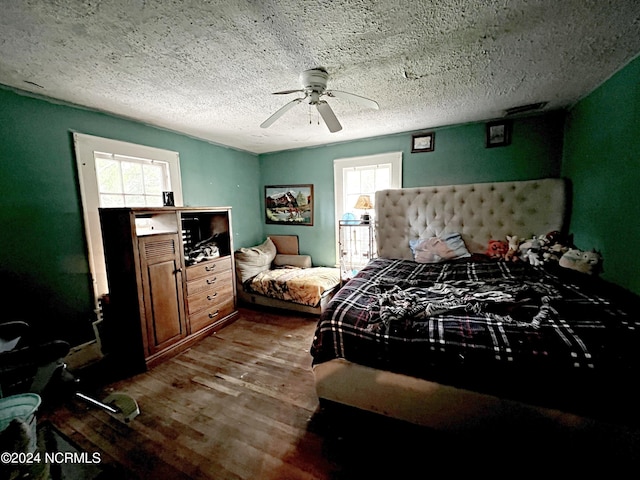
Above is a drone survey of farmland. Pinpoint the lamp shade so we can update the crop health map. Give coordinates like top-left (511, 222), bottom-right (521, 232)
top-left (354, 195), bottom-right (373, 210)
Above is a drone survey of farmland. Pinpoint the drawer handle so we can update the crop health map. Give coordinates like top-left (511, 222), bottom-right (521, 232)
top-left (205, 265), bottom-right (216, 272)
top-left (206, 277), bottom-right (217, 284)
top-left (208, 310), bottom-right (219, 319)
top-left (207, 293), bottom-right (218, 300)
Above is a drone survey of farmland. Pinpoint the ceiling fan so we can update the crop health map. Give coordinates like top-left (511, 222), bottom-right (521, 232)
top-left (260, 67), bottom-right (379, 133)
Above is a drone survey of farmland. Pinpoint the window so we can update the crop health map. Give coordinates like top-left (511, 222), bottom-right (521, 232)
top-left (94, 152), bottom-right (170, 207)
top-left (334, 152), bottom-right (402, 266)
top-left (74, 133), bottom-right (183, 303)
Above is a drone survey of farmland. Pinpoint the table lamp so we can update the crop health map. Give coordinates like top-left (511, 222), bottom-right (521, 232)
top-left (354, 195), bottom-right (373, 223)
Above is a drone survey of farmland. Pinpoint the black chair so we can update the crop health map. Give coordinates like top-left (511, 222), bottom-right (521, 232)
top-left (0, 320), bottom-right (70, 398)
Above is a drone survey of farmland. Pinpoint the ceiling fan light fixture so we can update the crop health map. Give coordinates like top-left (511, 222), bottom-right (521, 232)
top-left (300, 68), bottom-right (329, 91)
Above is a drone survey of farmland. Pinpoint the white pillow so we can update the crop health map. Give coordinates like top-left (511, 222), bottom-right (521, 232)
top-left (235, 238), bottom-right (277, 282)
top-left (409, 232), bottom-right (471, 264)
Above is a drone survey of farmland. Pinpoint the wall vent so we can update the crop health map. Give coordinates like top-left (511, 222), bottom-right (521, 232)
top-left (504, 102), bottom-right (547, 116)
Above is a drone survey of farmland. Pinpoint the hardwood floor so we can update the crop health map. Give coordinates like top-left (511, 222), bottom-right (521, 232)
top-left (40, 307), bottom-right (640, 479)
top-left (42, 308), bottom-right (328, 479)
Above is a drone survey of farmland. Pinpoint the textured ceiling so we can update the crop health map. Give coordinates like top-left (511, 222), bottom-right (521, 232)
top-left (1, 0), bottom-right (639, 154)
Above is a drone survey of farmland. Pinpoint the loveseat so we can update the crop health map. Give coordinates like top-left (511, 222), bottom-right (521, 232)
top-left (235, 235), bottom-right (341, 315)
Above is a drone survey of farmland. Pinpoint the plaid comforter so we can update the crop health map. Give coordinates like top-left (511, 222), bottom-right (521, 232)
top-left (311, 257), bottom-right (640, 417)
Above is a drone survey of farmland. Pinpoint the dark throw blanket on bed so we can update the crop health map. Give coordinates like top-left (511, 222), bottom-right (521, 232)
top-left (311, 257), bottom-right (640, 423)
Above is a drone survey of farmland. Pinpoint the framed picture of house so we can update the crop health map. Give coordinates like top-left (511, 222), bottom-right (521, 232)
top-left (411, 132), bottom-right (435, 153)
top-left (265, 184), bottom-right (314, 226)
top-left (486, 120), bottom-right (512, 148)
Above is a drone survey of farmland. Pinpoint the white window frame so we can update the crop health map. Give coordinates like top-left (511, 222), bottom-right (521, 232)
top-left (74, 133), bottom-right (183, 303)
top-left (333, 151), bottom-right (402, 265)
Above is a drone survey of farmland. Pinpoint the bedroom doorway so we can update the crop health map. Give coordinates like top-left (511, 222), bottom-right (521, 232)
top-left (333, 152), bottom-right (402, 268)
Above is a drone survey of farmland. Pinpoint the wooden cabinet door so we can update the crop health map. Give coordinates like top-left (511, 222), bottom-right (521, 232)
top-left (138, 234), bottom-right (186, 356)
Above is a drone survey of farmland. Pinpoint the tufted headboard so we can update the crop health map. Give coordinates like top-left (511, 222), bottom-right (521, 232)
top-left (375, 178), bottom-right (569, 259)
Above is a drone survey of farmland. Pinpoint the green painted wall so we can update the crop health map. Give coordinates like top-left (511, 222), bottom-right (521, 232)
top-left (562, 55), bottom-right (640, 294)
top-left (0, 87), bottom-right (260, 345)
top-left (259, 112), bottom-right (564, 266)
top-left (3, 49), bottom-right (635, 348)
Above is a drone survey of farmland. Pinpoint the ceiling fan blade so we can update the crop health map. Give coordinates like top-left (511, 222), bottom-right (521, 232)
top-left (260, 97), bottom-right (304, 128)
top-left (326, 90), bottom-right (379, 110)
top-left (272, 89), bottom-right (305, 95)
top-left (316, 101), bottom-right (342, 133)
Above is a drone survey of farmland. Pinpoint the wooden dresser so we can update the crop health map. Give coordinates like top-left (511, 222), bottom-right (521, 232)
top-left (185, 255), bottom-right (235, 333)
top-left (99, 206), bottom-right (238, 373)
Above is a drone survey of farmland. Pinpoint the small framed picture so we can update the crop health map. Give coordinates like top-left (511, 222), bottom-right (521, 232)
top-left (411, 132), bottom-right (435, 153)
top-left (162, 191), bottom-right (175, 206)
top-left (486, 121), bottom-right (512, 148)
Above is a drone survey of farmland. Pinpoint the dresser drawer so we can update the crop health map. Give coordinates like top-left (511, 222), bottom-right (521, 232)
top-left (186, 278), bottom-right (233, 315)
top-left (186, 256), bottom-right (232, 281)
top-left (186, 269), bottom-right (232, 296)
top-left (189, 298), bottom-right (235, 332)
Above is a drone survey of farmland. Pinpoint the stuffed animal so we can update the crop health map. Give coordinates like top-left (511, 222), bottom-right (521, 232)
top-left (543, 230), bottom-right (574, 248)
top-left (504, 235), bottom-right (520, 262)
top-left (519, 231), bottom-right (575, 266)
top-left (485, 240), bottom-right (508, 259)
top-left (543, 242), bottom-right (569, 263)
top-left (523, 248), bottom-right (544, 266)
top-left (559, 248), bottom-right (603, 275)
top-left (519, 235), bottom-right (544, 266)
top-left (540, 231), bottom-right (573, 263)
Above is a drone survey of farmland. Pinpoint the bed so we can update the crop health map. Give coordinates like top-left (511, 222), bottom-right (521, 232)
top-left (311, 178), bottom-right (640, 429)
